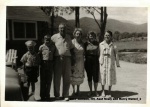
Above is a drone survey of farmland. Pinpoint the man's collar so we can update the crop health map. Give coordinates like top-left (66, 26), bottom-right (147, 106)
top-left (59, 33), bottom-right (66, 38)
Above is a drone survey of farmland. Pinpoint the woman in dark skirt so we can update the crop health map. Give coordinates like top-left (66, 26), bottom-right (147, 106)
top-left (84, 31), bottom-right (99, 97)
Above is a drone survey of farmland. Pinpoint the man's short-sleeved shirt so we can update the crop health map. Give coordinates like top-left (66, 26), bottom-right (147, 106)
top-left (39, 43), bottom-right (55, 60)
top-left (51, 33), bottom-right (73, 56)
top-left (20, 51), bottom-right (40, 67)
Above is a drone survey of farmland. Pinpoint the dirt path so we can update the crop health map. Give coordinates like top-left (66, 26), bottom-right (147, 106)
top-left (28, 61), bottom-right (147, 103)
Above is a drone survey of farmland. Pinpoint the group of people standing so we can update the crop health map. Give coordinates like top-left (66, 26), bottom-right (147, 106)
top-left (20, 23), bottom-right (120, 101)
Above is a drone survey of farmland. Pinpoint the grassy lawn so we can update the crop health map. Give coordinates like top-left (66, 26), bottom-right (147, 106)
top-left (119, 52), bottom-right (147, 64)
top-left (114, 41), bottom-right (147, 64)
top-left (114, 41), bottom-right (147, 51)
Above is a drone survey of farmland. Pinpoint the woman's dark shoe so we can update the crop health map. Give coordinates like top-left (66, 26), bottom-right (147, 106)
top-left (95, 92), bottom-right (99, 97)
top-left (87, 92), bottom-right (92, 97)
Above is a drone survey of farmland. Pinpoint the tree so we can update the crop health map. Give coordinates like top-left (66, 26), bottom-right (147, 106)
top-left (40, 6), bottom-right (76, 35)
top-left (62, 7), bottom-right (80, 27)
top-left (75, 7), bottom-right (80, 27)
top-left (121, 32), bottom-right (130, 40)
top-left (40, 6), bottom-right (55, 36)
top-left (113, 31), bottom-right (120, 41)
top-left (83, 7), bottom-right (108, 42)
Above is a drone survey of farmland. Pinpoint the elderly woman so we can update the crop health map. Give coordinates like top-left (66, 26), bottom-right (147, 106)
top-left (84, 31), bottom-right (99, 97)
top-left (99, 30), bottom-right (120, 97)
top-left (70, 28), bottom-right (84, 96)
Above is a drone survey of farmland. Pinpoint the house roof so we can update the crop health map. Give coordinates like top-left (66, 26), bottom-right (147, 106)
top-left (7, 6), bottom-right (50, 22)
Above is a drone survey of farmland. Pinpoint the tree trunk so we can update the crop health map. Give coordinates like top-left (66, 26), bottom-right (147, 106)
top-left (103, 7), bottom-right (107, 37)
top-left (99, 7), bottom-right (107, 42)
top-left (51, 10), bottom-right (54, 36)
top-left (75, 7), bottom-right (80, 27)
top-left (100, 7), bottom-right (103, 23)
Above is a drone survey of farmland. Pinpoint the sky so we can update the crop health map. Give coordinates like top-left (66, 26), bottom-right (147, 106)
top-left (61, 7), bottom-right (148, 24)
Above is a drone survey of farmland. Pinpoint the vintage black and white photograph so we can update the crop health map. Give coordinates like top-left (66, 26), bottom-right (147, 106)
top-left (4, 6), bottom-right (147, 104)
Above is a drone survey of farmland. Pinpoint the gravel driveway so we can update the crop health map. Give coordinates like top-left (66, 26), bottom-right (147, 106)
top-left (27, 61), bottom-right (147, 103)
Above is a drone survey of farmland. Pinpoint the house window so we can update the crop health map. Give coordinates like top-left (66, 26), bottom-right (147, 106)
top-left (12, 20), bottom-right (37, 40)
top-left (6, 21), bottom-right (9, 40)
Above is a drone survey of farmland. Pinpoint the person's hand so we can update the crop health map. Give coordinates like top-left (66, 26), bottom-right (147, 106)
top-left (37, 72), bottom-right (39, 77)
top-left (71, 66), bottom-right (74, 70)
top-left (117, 65), bottom-right (120, 67)
top-left (71, 66), bottom-right (75, 74)
top-left (22, 74), bottom-right (28, 83)
top-left (82, 71), bottom-right (85, 78)
top-left (23, 82), bottom-right (28, 88)
top-left (17, 65), bottom-right (24, 70)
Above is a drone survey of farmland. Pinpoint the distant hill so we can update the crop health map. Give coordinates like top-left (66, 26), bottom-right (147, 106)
top-left (53, 16), bottom-right (147, 37)
top-left (106, 18), bottom-right (147, 33)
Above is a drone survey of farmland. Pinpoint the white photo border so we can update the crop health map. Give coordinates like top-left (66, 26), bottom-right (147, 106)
top-left (0, 0), bottom-right (150, 107)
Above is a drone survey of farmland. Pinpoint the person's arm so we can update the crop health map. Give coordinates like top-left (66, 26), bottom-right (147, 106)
top-left (70, 48), bottom-right (76, 66)
top-left (22, 63), bottom-right (28, 83)
top-left (51, 42), bottom-right (56, 59)
top-left (99, 43), bottom-right (104, 65)
top-left (20, 54), bottom-right (28, 83)
top-left (114, 45), bottom-right (120, 67)
top-left (97, 42), bottom-right (100, 58)
top-left (51, 34), bottom-right (55, 43)
top-left (20, 54), bottom-right (26, 74)
top-left (98, 43), bottom-right (101, 60)
top-left (70, 39), bottom-right (76, 66)
top-left (83, 42), bottom-right (87, 61)
top-left (37, 53), bottom-right (41, 77)
top-left (38, 46), bottom-right (42, 66)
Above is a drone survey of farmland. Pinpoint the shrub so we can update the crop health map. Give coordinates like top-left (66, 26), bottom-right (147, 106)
top-left (119, 52), bottom-right (147, 64)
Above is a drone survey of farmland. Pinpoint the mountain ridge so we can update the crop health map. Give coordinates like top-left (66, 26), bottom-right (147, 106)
top-left (53, 16), bottom-right (147, 36)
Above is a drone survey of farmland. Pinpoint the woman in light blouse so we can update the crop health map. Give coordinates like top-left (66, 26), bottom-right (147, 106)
top-left (99, 30), bottom-right (120, 97)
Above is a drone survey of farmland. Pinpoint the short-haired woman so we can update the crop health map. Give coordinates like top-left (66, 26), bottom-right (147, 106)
top-left (84, 31), bottom-right (99, 97)
top-left (99, 30), bottom-right (120, 97)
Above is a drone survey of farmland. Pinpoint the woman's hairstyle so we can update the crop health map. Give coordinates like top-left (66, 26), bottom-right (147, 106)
top-left (73, 28), bottom-right (82, 37)
top-left (87, 31), bottom-right (96, 40)
top-left (44, 35), bottom-right (50, 40)
top-left (59, 23), bottom-right (66, 28)
top-left (106, 30), bottom-right (113, 37)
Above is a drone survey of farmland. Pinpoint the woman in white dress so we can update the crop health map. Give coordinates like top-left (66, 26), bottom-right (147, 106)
top-left (99, 30), bottom-right (120, 97)
top-left (70, 28), bottom-right (84, 96)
